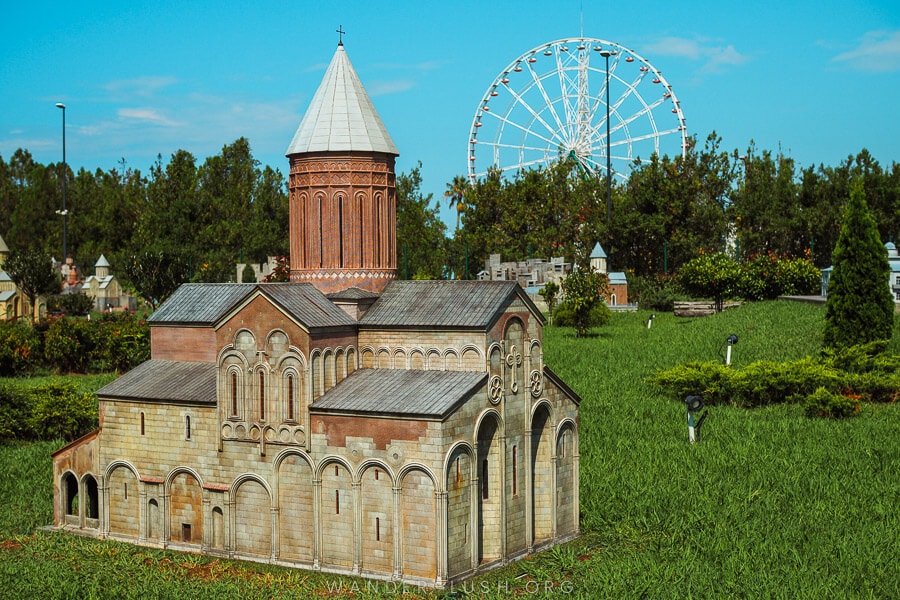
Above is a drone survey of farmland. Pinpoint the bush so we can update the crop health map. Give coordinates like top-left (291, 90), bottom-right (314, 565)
top-left (47, 293), bottom-right (95, 316)
top-left (678, 252), bottom-right (742, 312)
top-left (41, 317), bottom-right (99, 374)
top-left (803, 386), bottom-right (861, 419)
top-left (27, 382), bottom-right (98, 441)
top-left (629, 274), bottom-right (682, 312)
top-left (94, 312), bottom-right (150, 372)
top-left (649, 343), bottom-right (895, 410)
top-left (553, 300), bottom-right (611, 332)
top-left (737, 253), bottom-right (820, 301)
top-left (0, 383), bottom-right (31, 438)
top-left (0, 320), bottom-right (39, 376)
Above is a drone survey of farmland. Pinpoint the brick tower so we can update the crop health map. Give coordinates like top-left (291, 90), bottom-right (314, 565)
top-left (285, 42), bottom-right (399, 294)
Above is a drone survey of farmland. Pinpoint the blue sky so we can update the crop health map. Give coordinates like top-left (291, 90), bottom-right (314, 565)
top-left (2, 1), bottom-right (899, 226)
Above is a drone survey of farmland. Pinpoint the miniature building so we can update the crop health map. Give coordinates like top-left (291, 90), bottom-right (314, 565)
top-left (480, 254), bottom-right (571, 291)
top-left (83, 254), bottom-right (134, 311)
top-left (51, 42), bottom-right (580, 588)
top-left (589, 243), bottom-right (628, 306)
top-left (0, 234), bottom-right (44, 320)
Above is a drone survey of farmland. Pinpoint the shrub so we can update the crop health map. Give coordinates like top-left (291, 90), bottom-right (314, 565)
top-left (737, 252), bottom-right (821, 301)
top-left (0, 320), bottom-right (39, 376)
top-left (553, 300), bottom-right (611, 332)
top-left (27, 381), bottom-right (98, 441)
top-left (649, 343), bottom-right (894, 410)
top-left (41, 316), bottom-right (100, 374)
top-left (0, 383), bottom-right (31, 439)
top-left (629, 274), bottom-right (682, 312)
top-left (803, 386), bottom-right (861, 419)
top-left (47, 293), bottom-right (95, 316)
top-left (678, 252), bottom-right (742, 312)
top-left (95, 312), bottom-right (150, 372)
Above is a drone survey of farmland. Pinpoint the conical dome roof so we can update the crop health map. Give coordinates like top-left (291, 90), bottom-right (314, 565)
top-left (286, 44), bottom-right (398, 156)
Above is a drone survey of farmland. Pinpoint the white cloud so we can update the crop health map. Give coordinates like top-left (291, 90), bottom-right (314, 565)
top-left (102, 76), bottom-right (179, 97)
top-left (118, 108), bottom-right (183, 127)
top-left (643, 36), bottom-right (750, 75)
top-left (367, 79), bottom-right (416, 96)
top-left (832, 30), bottom-right (900, 72)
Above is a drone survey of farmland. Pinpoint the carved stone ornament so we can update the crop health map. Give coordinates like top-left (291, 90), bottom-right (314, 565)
top-left (530, 370), bottom-right (543, 397)
top-left (488, 375), bottom-right (503, 405)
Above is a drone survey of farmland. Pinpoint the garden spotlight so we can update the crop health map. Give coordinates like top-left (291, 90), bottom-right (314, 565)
top-left (685, 395), bottom-right (707, 443)
top-left (725, 334), bottom-right (738, 365)
top-left (647, 314), bottom-right (655, 329)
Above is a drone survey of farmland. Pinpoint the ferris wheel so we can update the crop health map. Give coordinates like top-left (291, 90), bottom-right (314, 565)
top-left (468, 37), bottom-right (688, 181)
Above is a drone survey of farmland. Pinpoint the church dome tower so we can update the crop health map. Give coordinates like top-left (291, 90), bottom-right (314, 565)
top-left (285, 42), bottom-right (399, 294)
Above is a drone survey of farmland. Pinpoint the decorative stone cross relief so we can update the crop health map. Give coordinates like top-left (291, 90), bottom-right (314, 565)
top-left (506, 345), bottom-right (522, 394)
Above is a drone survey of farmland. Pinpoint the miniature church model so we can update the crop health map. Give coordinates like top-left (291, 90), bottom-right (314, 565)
top-left (51, 41), bottom-right (580, 587)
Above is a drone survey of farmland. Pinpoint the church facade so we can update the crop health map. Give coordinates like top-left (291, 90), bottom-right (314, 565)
top-left (51, 42), bottom-right (580, 588)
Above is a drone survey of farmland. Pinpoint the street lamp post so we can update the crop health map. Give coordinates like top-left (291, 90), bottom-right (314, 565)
top-left (55, 103), bottom-right (68, 262)
top-left (599, 50), bottom-right (616, 223)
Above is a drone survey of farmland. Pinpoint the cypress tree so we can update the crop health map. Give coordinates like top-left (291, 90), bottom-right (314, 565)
top-left (823, 179), bottom-right (895, 349)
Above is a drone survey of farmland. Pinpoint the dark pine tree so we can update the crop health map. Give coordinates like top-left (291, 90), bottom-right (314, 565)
top-left (823, 179), bottom-right (895, 349)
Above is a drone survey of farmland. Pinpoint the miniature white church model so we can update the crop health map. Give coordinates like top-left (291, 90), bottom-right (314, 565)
top-left (51, 41), bottom-right (580, 587)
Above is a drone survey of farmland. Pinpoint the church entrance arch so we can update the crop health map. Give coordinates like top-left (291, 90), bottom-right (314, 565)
top-left (234, 477), bottom-right (272, 556)
top-left (277, 453), bottom-right (314, 562)
top-left (169, 471), bottom-right (203, 545)
top-left (531, 403), bottom-right (553, 544)
top-left (476, 413), bottom-right (502, 563)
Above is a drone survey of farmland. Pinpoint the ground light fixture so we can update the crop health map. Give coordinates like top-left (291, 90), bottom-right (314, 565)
top-left (685, 395), bottom-right (707, 443)
top-left (647, 314), bottom-right (655, 329)
top-left (725, 334), bottom-right (738, 365)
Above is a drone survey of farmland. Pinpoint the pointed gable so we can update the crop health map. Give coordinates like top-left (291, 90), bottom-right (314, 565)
top-left (286, 43), bottom-right (399, 156)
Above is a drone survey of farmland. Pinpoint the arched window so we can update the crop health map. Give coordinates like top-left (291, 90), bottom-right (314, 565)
top-left (259, 371), bottom-right (266, 421)
top-left (287, 374), bottom-right (295, 421)
top-left (231, 372), bottom-right (238, 417)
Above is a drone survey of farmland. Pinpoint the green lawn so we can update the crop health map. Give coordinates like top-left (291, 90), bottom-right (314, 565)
top-left (1, 301), bottom-right (898, 598)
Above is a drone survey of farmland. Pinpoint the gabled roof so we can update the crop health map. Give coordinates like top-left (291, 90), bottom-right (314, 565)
top-left (360, 280), bottom-right (544, 329)
top-left (310, 368), bottom-right (486, 419)
top-left (608, 272), bottom-right (628, 285)
top-left (286, 44), bottom-right (399, 156)
top-left (148, 283), bottom-right (356, 329)
top-left (97, 360), bottom-right (216, 405)
top-left (261, 283), bottom-right (357, 328)
top-left (149, 284), bottom-right (256, 325)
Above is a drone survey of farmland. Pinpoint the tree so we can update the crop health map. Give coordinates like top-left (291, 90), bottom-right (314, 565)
top-left (124, 248), bottom-right (191, 310)
top-left (678, 252), bottom-right (742, 313)
top-left (444, 175), bottom-right (468, 233)
top-left (823, 179), bottom-right (894, 350)
top-left (3, 248), bottom-right (60, 322)
top-left (559, 266), bottom-right (610, 338)
top-left (396, 163), bottom-right (448, 279)
top-left (539, 281), bottom-right (559, 325)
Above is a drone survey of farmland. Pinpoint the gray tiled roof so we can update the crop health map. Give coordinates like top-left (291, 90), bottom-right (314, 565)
top-left (360, 280), bottom-right (530, 329)
top-left (286, 44), bottom-right (398, 156)
top-left (326, 286), bottom-right (380, 301)
top-left (262, 284), bottom-right (357, 328)
top-left (97, 360), bottom-right (216, 405)
top-left (148, 283), bottom-right (355, 329)
top-left (149, 284), bottom-right (255, 325)
top-left (310, 368), bottom-right (486, 419)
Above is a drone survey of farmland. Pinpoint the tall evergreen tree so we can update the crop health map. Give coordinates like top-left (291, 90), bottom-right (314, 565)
top-left (823, 179), bottom-right (895, 349)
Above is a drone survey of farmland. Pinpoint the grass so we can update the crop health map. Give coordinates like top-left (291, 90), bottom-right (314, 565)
top-left (2, 300), bottom-right (899, 598)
